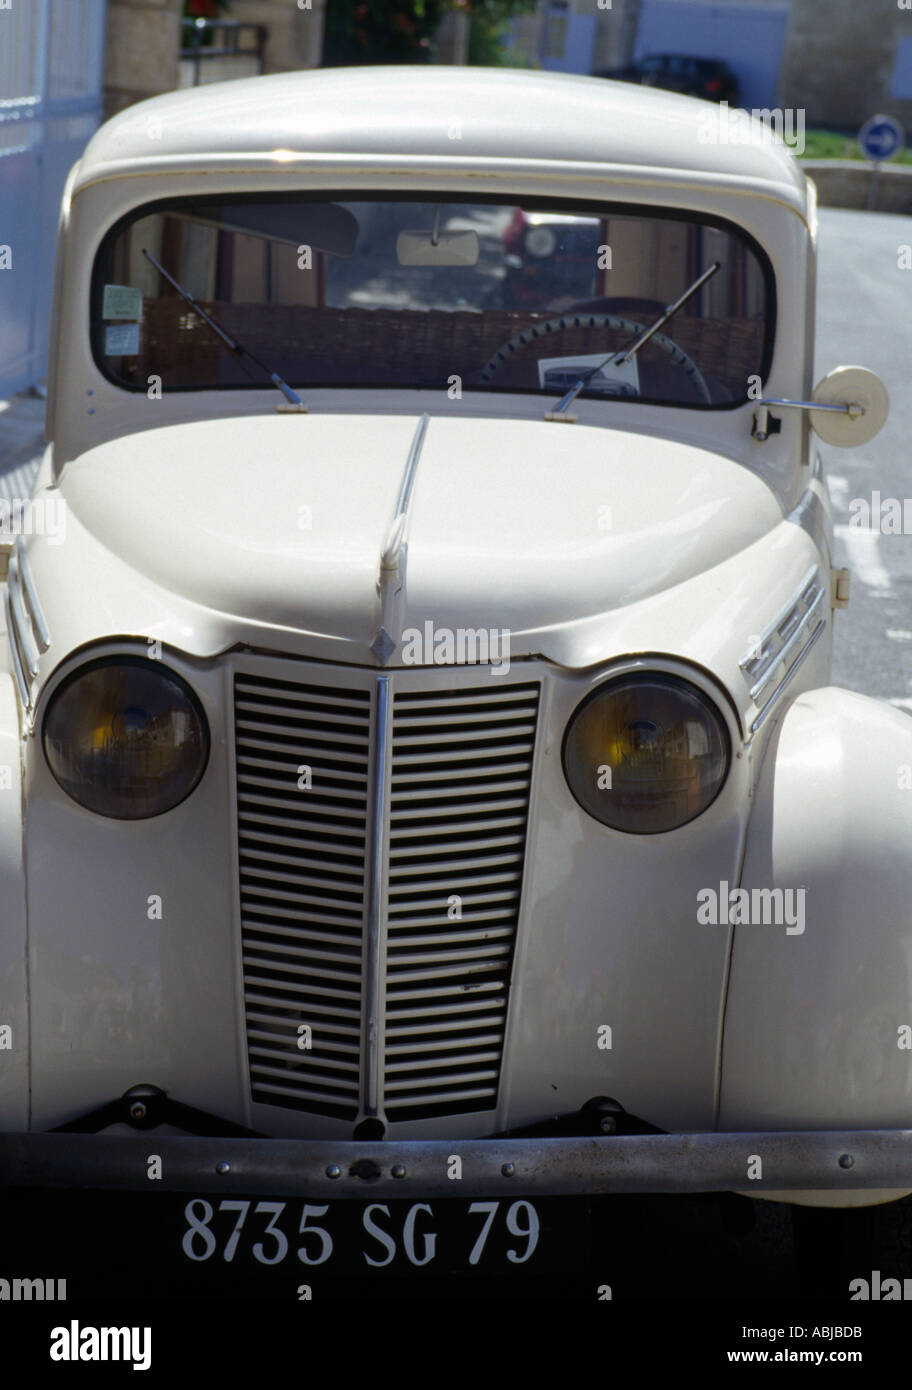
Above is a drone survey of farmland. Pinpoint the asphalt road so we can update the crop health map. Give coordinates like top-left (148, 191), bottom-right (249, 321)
top-left (818, 207), bottom-right (912, 705)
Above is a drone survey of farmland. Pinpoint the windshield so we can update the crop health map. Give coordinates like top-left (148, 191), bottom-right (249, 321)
top-left (91, 195), bottom-right (773, 409)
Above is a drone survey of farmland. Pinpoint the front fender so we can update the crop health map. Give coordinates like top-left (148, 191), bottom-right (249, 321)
top-left (0, 666), bottom-right (27, 1129)
top-left (722, 687), bottom-right (912, 1152)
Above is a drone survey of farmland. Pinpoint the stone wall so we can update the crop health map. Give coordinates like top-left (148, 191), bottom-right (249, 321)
top-left (103, 0), bottom-right (183, 120)
top-left (778, 0), bottom-right (912, 129)
top-left (591, 0), bottom-right (641, 75)
top-left (227, 0), bottom-right (325, 75)
top-left (104, 0), bottom-right (325, 122)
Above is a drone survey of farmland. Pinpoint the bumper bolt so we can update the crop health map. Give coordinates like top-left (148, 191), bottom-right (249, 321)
top-left (326, 1164), bottom-right (342, 1180)
top-left (129, 1102), bottom-right (147, 1122)
top-left (599, 1116), bottom-right (617, 1135)
top-left (838, 1153), bottom-right (854, 1169)
top-left (391, 1164), bottom-right (406, 1179)
top-left (501, 1162), bottom-right (515, 1177)
top-left (215, 1161), bottom-right (230, 1175)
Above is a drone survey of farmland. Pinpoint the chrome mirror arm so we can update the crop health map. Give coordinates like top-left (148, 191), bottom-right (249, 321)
top-left (752, 396), bottom-right (865, 443)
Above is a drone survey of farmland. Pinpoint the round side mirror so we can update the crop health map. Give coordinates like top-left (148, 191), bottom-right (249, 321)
top-left (810, 366), bottom-right (889, 447)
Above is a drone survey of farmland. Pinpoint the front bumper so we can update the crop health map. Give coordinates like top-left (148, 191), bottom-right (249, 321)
top-left (2, 1129), bottom-right (912, 1197)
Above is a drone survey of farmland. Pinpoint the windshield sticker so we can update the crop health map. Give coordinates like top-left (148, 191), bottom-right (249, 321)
top-left (104, 322), bottom-right (140, 356)
top-left (103, 284), bottom-right (143, 320)
top-left (538, 352), bottom-right (640, 399)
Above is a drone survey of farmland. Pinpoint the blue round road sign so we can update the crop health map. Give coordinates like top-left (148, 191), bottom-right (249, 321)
top-left (858, 114), bottom-right (905, 162)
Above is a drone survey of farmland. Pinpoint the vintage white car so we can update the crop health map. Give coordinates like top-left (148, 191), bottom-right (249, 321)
top-left (0, 63), bottom-right (907, 1289)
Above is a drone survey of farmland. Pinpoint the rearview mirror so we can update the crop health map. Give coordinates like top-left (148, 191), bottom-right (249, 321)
top-left (810, 366), bottom-right (889, 447)
top-left (753, 365), bottom-right (889, 447)
top-left (396, 229), bottom-right (479, 267)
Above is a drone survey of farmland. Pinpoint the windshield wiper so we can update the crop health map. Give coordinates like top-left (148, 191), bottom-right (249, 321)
top-left (546, 260), bottom-right (721, 419)
top-left (141, 248), bottom-right (305, 410)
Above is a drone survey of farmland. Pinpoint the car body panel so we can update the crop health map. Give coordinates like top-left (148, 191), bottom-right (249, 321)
top-left (723, 686), bottom-right (912, 1133)
top-left (0, 67), bottom-right (902, 1213)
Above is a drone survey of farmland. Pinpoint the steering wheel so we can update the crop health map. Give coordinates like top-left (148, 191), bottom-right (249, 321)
top-left (478, 312), bottom-right (713, 405)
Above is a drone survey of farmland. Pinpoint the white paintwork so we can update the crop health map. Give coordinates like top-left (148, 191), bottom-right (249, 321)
top-left (0, 66), bottom-right (904, 1210)
top-left (70, 66), bottom-right (808, 205)
top-left (0, 672), bottom-right (27, 1129)
top-left (723, 686), bottom-right (912, 1203)
top-left (725, 685), bottom-right (912, 1127)
top-left (54, 413), bottom-right (783, 656)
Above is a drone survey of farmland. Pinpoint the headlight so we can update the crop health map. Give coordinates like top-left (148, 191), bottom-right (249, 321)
top-left (562, 672), bottom-right (730, 834)
top-left (43, 656), bottom-right (209, 819)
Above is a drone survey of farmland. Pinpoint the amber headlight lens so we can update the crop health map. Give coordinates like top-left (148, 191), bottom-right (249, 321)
top-left (562, 673), bottom-right (730, 834)
top-left (43, 657), bottom-right (209, 819)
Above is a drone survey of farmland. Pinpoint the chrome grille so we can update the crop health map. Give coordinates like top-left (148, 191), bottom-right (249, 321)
top-left (383, 682), bottom-right (540, 1120)
top-left (234, 668), bottom-right (539, 1126)
top-left (235, 674), bottom-right (370, 1119)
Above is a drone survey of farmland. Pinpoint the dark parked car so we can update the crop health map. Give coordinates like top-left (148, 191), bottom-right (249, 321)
top-left (602, 54), bottom-right (739, 105)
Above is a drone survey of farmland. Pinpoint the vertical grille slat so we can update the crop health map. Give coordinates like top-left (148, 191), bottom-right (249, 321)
top-left (383, 682), bottom-right (539, 1121)
top-left (235, 674), bottom-right (370, 1121)
top-left (235, 668), bottom-right (539, 1127)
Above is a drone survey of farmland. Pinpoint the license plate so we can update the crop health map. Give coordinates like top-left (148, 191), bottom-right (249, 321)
top-left (168, 1194), bottom-right (586, 1276)
top-left (6, 1188), bottom-right (591, 1297)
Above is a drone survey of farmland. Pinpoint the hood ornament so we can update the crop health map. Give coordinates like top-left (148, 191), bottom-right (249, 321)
top-left (370, 627), bottom-right (397, 665)
top-left (372, 414), bottom-right (430, 666)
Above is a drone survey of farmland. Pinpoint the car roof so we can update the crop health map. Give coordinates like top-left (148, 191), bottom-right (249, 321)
top-left (72, 65), bottom-right (807, 212)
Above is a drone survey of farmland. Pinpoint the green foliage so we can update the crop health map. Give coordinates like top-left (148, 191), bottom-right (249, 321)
top-left (323, 1), bottom-right (449, 66)
top-left (323, 0), bottom-right (539, 68)
top-left (799, 128), bottom-right (912, 164)
top-left (466, 0), bottom-right (538, 67)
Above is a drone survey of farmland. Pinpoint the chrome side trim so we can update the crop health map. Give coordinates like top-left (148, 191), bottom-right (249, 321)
top-left (740, 564), bottom-right (826, 728)
top-left (6, 558), bottom-right (39, 678)
top-left (3, 587), bottom-right (29, 709)
top-left (748, 587), bottom-right (825, 704)
top-left (740, 564), bottom-right (820, 686)
top-left (362, 673), bottom-right (391, 1123)
top-left (749, 620), bottom-right (826, 734)
top-left (14, 537), bottom-right (50, 651)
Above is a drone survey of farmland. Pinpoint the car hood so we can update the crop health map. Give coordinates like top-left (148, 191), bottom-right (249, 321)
top-left (59, 412), bottom-right (783, 653)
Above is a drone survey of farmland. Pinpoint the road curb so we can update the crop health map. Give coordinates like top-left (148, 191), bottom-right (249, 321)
top-left (802, 159), bottom-right (912, 215)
